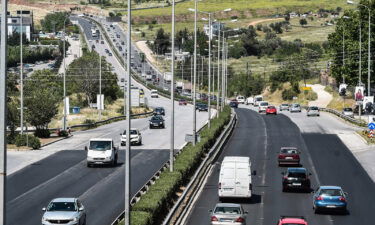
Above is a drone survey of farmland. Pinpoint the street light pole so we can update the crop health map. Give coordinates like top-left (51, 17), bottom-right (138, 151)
top-left (0, 0), bottom-right (8, 222)
top-left (221, 36), bottom-right (225, 111)
top-left (217, 27), bottom-right (220, 117)
top-left (125, 0), bottom-right (132, 223)
top-left (99, 54), bottom-right (102, 120)
top-left (20, 12), bottom-right (24, 134)
top-left (193, 0), bottom-right (197, 146)
top-left (63, 17), bottom-right (68, 131)
top-left (208, 13), bottom-right (212, 128)
top-left (170, 0), bottom-right (175, 172)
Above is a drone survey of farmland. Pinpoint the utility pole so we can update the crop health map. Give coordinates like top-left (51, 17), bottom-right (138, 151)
top-left (99, 54), bottom-right (102, 120)
top-left (20, 12), bottom-right (24, 134)
top-left (0, 0), bottom-right (8, 223)
top-left (208, 13), bottom-right (212, 128)
top-left (170, 0), bottom-right (175, 172)
top-left (63, 18), bottom-right (68, 131)
top-left (221, 36), bottom-right (225, 111)
top-left (367, 10), bottom-right (371, 96)
top-left (193, 0), bottom-right (197, 146)
top-left (125, 0), bottom-right (132, 223)
top-left (217, 27), bottom-right (220, 117)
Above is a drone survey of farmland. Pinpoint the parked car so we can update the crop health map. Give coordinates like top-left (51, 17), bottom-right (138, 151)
top-left (218, 156), bottom-right (255, 200)
top-left (236, 95), bottom-right (245, 104)
top-left (196, 103), bottom-right (208, 112)
top-left (279, 103), bottom-right (290, 111)
top-left (313, 186), bottom-right (348, 214)
top-left (42, 198), bottom-right (86, 225)
top-left (307, 106), bottom-right (320, 117)
top-left (266, 106), bottom-right (277, 115)
top-left (282, 168), bottom-right (311, 192)
top-left (278, 147), bottom-right (300, 166)
top-left (342, 107), bottom-right (354, 117)
top-left (277, 216), bottom-right (308, 225)
top-left (209, 203), bottom-right (247, 225)
top-left (179, 99), bottom-right (187, 105)
top-left (154, 107), bottom-right (165, 116)
top-left (229, 101), bottom-right (238, 108)
top-left (290, 103), bottom-right (302, 113)
top-left (150, 89), bottom-right (158, 98)
top-left (85, 138), bottom-right (118, 167)
top-left (149, 115), bottom-right (165, 129)
top-left (120, 128), bottom-right (142, 146)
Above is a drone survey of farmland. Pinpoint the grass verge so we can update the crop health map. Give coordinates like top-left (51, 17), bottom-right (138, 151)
top-left (357, 130), bottom-right (375, 145)
top-left (118, 106), bottom-right (232, 225)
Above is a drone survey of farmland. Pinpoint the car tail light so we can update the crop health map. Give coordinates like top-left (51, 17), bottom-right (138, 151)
top-left (293, 154), bottom-right (300, 159)
top-left (339, 196), bottom-right (346, 202)
top-left (211, 216), bottom-right (218, 221)
top-left (218, 183), bottom-right (221, 189)
top-left (235, 217), bottom-right (245, 222)
top-left (283, 176), bottom-right (288, 180)
top-left (316, 196), bottom-right (323, 201)
top-left (278, 155), bottom-right (284, 159)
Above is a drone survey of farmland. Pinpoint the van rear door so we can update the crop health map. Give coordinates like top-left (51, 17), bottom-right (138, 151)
top-left (235, 162), bottom-right (251, 197)
top-left (220, 163), bottom-right (236, 196)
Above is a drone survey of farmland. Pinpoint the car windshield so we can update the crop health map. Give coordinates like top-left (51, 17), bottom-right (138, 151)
top-left (156, 108), bottom-right (164, 112)
top-left (310, 107), bottom-right (318, 110)
top-left (260, 102), bottom-right (268, 106)
top-left (123, 130), bottom-right (137, 135)
top-left (281, 148), bottom-right (298, 154)
top-left (288, 172), bottom-right (306, 178)
top-left (282, 104), bottom-right (289, 106)
top-left (255, 97), bottom-right (262, 101)
top-left (151, 116), bottom-right (162, 121)
top-left (344, 108), bottom-right (353, 112)
top-left (293, 104), bottom-right (300, 107)
top-left (320, 189), bottom-right (342, 196)
top-left (47, 202), bottom-right (76, 212)
top-left (214, 206), bottom-right (241, 214)
top-left (89, 141), bottom-right (111, 151)
top-left (268, 106), bottom-right (276, 109)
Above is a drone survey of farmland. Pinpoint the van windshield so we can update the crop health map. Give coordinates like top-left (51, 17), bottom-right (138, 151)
top-left (89, 141), bottom-right (111, 151)
top-left (255, 97), bottom-right (262, 101)
top-left (260, 102), bottom-right (268, 106)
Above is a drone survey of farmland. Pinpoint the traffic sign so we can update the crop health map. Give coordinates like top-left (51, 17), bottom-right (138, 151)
top-left (368, 123), bottom-right (375, 130)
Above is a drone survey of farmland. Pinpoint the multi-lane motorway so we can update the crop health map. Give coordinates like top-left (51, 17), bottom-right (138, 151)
top-left (6, 16), bottom-right (212, 225)
top-left (186, 107), bottom-right (375, 225)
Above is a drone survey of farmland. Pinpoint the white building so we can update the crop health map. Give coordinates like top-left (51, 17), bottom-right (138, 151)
top-left (203, 21), bottom-right (225, 38)
top-left (5, 10), bottom-right (34, 41)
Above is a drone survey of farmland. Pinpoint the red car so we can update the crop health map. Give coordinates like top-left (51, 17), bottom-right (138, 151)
top-left (266, 106), bottom-right (277, 115)
top-left (278, 147), bottom-right (300, 166)
top-left (277, 216), bottom-right (308, 225)
top-left (179, 99), bottom-right (187, 105)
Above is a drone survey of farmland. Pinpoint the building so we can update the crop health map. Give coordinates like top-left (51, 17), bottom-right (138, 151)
top-left (2, 10), bottom-right (34, 41)
top-left (203, 21), bottom-right (225, 37)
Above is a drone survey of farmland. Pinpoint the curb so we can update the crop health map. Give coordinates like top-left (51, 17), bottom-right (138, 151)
top-left (40, 135), bottom-right (73, 149)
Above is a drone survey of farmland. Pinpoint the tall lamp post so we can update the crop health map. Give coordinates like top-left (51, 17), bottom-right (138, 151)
top-left (170, 0), bottom-right (176, 171)
top-left (63, 17), bottom-right (69, 131)
top-left (20, 11), bottom-right (24, 134)
top-left (348, 0), bottom-right (371, 95)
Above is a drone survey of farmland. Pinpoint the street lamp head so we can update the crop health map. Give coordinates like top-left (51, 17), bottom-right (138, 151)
top-left (223, 8), bottom-right (232, 12)
top-left (347, 0), bottom-right (354, 4)
top-left (232, 28), bottom-right (240, 31)
top-left (188, 8), bottom-right (195, 12)
top-left (202, 17), bottom-right (208, 21)
top-left (343, 16), bottom-right (351, 19)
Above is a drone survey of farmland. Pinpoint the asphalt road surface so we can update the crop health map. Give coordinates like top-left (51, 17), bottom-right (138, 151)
top-left (186, 108), bottom-right (375, 225)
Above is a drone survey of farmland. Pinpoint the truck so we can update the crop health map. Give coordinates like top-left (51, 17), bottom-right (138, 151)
top-left (85, 138), bottom-right (118, 167)
top-left (164, 72), bottom-right (172, 84)
top-left (91, 28), bottom-right (99, 37)
top-left (176, 81), bottom-right (184, 90)
top-left (146, 74), bottom-right (153, 81)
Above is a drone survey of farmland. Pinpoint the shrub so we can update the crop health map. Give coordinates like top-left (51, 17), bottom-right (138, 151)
top-left (29, 137), bottom-right (41, 149)
top-left (282, 88), bottom-right (297, 100)
top-left (15, 134), bottom-right (41, 149)
top-left (83, 119), bottom-right (97, 128)
top-left (58, 130), bottom-right (69, 137)
top-left (34, 128), bottom-right (51, 138)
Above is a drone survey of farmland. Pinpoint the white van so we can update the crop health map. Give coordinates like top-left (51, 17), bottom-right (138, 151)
top-left (150, 89), bottom-right (158, 98)
top-left (254, 95), bottom-right (263, 106)
top-left (85, 138), bottom-right (118, 167)
top-left (246, 97), bottom-right (254, 105)
top-left (236, 96), bottom-right (245, 104)
top-left (218, 156), bottom-right (254, 200)
top-left (258, 101), bottom-right (269, 113)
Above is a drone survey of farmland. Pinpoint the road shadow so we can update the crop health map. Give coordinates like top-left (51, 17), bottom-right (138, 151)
top-left (219, 193), bottom-right (262, 204)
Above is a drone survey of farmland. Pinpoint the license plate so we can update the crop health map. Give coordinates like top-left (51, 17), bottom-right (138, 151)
top-left (292, 183), bottom-right (301, 186)
top-left (220, 218), bottom-right (233, 222)
top-left (326, 205), bottom-right (337, 208)
top-left (286, 157), bottom-right (293, 160)
top-left (223, 188), bottom-right (233, 191)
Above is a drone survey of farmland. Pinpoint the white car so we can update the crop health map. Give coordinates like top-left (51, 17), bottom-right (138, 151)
top-left (254, 95), bottom-right (263, 106)
top-left (236, 96), bottom-right (245, 104)
top-left (150, 89), bottom-right (158, 98)
top-left (85, 138), bottom-right (118, 167)
top-left (42, 198), bottom-right (86, 225)
top-left (246, 97), bottom-right (254, 105)
top-left (258, 101), bottom-right (269, 113)
top-left (120, 128), bottom-right (142, 146)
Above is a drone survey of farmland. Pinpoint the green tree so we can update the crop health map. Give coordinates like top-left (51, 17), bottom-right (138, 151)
top-left (24, 70), bottom-right (61, 131)
top-left (153, 28), bottom-right (170, 55)
top-left (6, 73), bottom-right (20, 143)
top-left (299, 18), bottom-right (308, 27)
top-left (41, 12), bottom-right (70, 33)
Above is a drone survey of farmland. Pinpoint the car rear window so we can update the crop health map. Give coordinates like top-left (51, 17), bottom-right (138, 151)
top-left (288, 172), bottom-right (306, 178)
top-left (268, 106), bottom-right (276, 109)
top-left (260, 102), bottom-right (268, 106)
top-left (214, 206), bottom-right (241, 214)
top-left (320, 189), bottom-right (342, 196)
top-left (281, 148), bottom-right (298, 154)
top-left (344, 108), bottom-right (353, 112)
top-left (310, 107), bottom-right (318, 110)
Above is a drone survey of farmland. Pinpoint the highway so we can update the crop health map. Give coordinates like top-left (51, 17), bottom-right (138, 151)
top-left (6, 17), bottom-right (213, 225)
top-left (186, 107), bottom-right (375, 225)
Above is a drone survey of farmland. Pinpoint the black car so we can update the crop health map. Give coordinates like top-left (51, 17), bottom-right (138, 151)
top-left (154, 107), bottom-right (165, 116)
top-left (196, 103), bottom-right (208, 112)
top-left (282, 168), bottom-right (311, 192)
top-left (149, 115), bottom-right (165, 129)
top-left (229, 101), bottom-right (238, 108)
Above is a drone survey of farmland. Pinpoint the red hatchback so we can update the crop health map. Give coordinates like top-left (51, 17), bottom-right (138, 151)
top-left (277, 216), bottom-right (308, 225)
top-left (179, 99), bottom-right (187, 105)
top-left (278, 147), bottom-right (300, 166)
top-left (266, 106), bottom-right (277, 115)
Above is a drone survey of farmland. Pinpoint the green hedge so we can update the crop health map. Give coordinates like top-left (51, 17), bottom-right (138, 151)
top-left (15, 134), bottom-right (41, 150)
top-left (126, 106), bottom-right (231, 225)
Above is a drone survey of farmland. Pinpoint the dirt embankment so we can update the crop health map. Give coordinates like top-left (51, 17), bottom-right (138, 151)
top-left (248, 17), bottom-right (284, 27)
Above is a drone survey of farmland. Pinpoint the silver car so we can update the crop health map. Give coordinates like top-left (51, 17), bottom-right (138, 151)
top-left (279, 103), bottom-right (290, 111)
top-left (42, 198), bottom-right (86, 225)
top-left (210, 203), bottom-right (247, 225)
top-left (342, 107), bottom-right (354, 117)
top-left (290, 103), bottom-right (301, 113)
top-left (307, 106), bottom-right (320, 116)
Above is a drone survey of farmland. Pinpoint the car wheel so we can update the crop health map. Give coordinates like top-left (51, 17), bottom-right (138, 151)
top-left (86, 162), bottom-right (91, 168)
top-left (282, 187), bottom-right (287, 192)
top-left (314, 207), bottom-right (320, 214)
top-left (114, 155), bottom-right (118, 166)
top-left (149, 125), bottom-right (152, 129)
top-left (139, 140), bottom-right (142, 145)
top-left (121, 143), bottom-right (125, 146)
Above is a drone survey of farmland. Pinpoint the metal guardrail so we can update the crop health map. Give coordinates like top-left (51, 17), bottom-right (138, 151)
top-left (110, 111), bottom-right (235, 225)
top-left (319, 107), bottom-right (366, 127)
